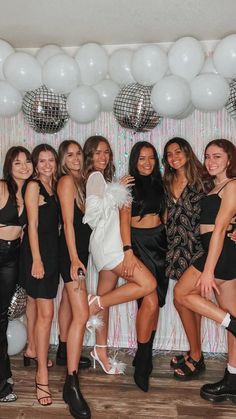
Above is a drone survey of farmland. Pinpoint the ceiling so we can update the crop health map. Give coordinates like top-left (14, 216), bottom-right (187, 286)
top-left (0, 0), bottom-right (235, 48)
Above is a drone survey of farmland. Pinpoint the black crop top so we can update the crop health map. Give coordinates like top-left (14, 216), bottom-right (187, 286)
top-left (131, 174), bottom-right (165, 217)
top-left (0, 195), bottom-right (26, 227)
top-left (200, 180), bottom-right (236, 225)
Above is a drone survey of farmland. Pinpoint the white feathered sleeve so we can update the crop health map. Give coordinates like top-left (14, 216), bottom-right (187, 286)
top-left (83, 171), bottom-right (131, 229)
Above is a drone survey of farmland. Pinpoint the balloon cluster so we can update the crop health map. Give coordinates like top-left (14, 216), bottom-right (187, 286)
top-left (0, 35), bottom-right (236, 131)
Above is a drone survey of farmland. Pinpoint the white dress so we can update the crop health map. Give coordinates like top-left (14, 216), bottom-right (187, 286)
top-left (83, 171), bottom-right (130, 272)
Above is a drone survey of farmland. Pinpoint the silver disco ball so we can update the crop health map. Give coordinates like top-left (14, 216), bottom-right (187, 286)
top-left (22, 85), bottom-right (69, 133)
top-left (8, 285), bottom-right (27, 321)
top-left (226, 79), bottom-right (236, 119)
top-left (113, 83), bottom-right (161, 132)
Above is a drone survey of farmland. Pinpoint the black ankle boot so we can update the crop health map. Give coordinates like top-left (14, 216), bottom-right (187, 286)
top-left (132, 330), bottom-right (155, 371)
top-left (56, 336), bottom-right (67, 366)
top-left (56, 337), bottom-right (91, 369)
top-left (226, 315), bottom-right (236, 338)
top-left (133, 338), bottom-right (153, 392)
top-left (200, 369), bottom-right (236, 403)
top-left (63, 371), bottom-right (91, 418)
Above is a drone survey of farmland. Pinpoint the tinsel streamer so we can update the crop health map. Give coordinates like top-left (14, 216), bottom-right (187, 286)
top-left (1, 109), bottom-right (235, 350)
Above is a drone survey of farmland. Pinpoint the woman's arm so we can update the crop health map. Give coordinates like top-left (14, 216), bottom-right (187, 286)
top-left (197, 181), bottom-right (236, 297)
top-left (57, 176), bottom-right (85, 280)
top-left (119, 205), bottom-right (142, 278)
top-left (25, 181), bottom-right (44, 279)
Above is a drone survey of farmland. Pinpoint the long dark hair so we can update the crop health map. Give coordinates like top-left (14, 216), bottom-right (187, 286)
top-left (129, 141), bottom-right (166, 220)
top-left (31, 143), bottom-right (58, 194)
top-left (163, 137), bottom-right (205, 197)
top-left (204, 139), bottom-right (236, 179)
top-left (83, 136), bottom-right (115, 182)
top-left (58, 139), bottom-right (85, 210)
top-left (2, 146), bottom-right (32, 204)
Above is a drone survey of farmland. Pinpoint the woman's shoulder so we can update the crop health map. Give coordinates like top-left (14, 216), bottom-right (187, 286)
top-left (58, 174), bottom-right (74, 188)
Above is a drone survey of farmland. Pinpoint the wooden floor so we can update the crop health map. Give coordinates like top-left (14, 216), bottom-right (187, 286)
top-left (0, 349), bottom-right (235, 419)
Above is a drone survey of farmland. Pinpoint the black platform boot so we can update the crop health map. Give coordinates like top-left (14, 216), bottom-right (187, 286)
top-left (134, 337), bottom-right (153, 392)
top-left (63, 371), bottom-right (91, 418)
top-left (200, 369), bottom-right (236, 403)
top-left (56, 337), bottom-right (91, 369)
top-left (226, 315), bottom-right (236, 338)
top-left (56, 336), bottom-right (67, 366)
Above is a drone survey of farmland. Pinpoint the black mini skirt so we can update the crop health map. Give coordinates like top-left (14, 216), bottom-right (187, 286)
top-left (193, 231), bottom-right (236, 280)
top-left (131, 224), bottom-right (169, 307)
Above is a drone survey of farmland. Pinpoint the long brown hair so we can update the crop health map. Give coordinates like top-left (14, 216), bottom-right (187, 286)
top-left (2, 146), bottom-right (32, 204)
top-left (58, 139), bottom-right (85, 210)
top-left (204, 139), bottom-right (236, 178)
top-left (31, 143), bottom-right (58, 194)
top-left (163, 137), bottom-right (205, 197)
top-left (83, 135), bottom-right (115, 182)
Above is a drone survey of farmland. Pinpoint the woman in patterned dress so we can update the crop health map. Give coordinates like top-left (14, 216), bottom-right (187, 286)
top-left (163, 137), bottom-right (208, 380)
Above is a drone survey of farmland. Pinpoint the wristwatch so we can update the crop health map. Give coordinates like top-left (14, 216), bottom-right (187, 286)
top-left (123, 245), bottom-right (133, 252)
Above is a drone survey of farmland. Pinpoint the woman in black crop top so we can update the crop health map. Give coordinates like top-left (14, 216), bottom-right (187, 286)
top-left (120, 141), bottom-right (168, 392)
top-left (0, 146), bottom-right (33, 402)
top-left (57, 140), bottom-right (91, 418)
top-left (174, 139), bottom-right (236, 403)
top-left (22, 144), bottom-right (60, 406)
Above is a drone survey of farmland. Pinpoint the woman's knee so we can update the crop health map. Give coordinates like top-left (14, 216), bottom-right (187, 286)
top-left (174, 283), bottom-right (185, 306)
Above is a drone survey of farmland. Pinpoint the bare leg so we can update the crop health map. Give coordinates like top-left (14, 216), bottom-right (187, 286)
top-left (90, 261), bottom-right (156, 314)
top-left (58, 286), bottom-right (72, 342)
top-left (136, 290), bottom-right (159, 342)
top-left (174, 266), bottom-right (227, 323)
top-left (35, 298), bottom-right (54, 405)
top-left (25, 296), bottom-right (37, 357)
top-left (65, 280), bottom-right (89, 374)
top-left (214, 279), bottom-right (236, 367)
top-left (92, 270), bottom-right (118, 371)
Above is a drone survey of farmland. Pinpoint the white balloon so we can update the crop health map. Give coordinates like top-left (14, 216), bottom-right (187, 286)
top-left (93, 79), bottom-right (119, 112)
top-left (0, 39), bottom-right (14, 80)
top-left (75, 43), bottom-right (108, 85)
top-left (168, 37), bottom-right (205, 81)
top-left (67, 86), bottom-right (101, 123)
top-left (36, 44), bottom-right (64, 66)
top-left (213, 34), bottom-right (236, 78)
top-left (0, 81), bottom-right (22, 116)
top-left (3, 52), bottom-right (42, 91)
top-left (191, 73), bottom-right (230, 111)
top-left (131, 45), bottom-right (168, 86)
top-left (151, 75), bottom-right (191, 118)
top-left (174, 103), bottom-right (195, 119)
top-left (201, 56), bottom-right (218, 74)
top-left (109, 48), bottom-right (135, 85)
top-left (43, 53), bottom-right (80, 94)
top-left (7, 319), bottom-right (27, 356)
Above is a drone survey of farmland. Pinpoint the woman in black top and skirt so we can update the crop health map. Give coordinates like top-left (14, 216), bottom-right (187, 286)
top-left (120, 141), bottom-right (168, 392)
top-left (57, 139), bottom-right (91, 419)
top-left (174, 139), bottom-right (236, 402)
top-left (22, 144), bottom-right (59, 406)
top-left (0, 146), bottom-right (33, 402)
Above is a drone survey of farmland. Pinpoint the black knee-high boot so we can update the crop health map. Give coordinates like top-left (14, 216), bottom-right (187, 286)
top-left (63, 371), bottom-right (91, 419)
top-left (133, 331), bottom-right (156, 392)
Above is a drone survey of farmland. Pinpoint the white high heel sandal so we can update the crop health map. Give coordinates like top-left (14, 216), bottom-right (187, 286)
top-left (90, 344), bottom-right (126, 375)
top-left (86, 295), bottom-right (104, 333)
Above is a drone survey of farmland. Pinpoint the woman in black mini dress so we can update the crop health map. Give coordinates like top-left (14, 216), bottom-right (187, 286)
top-left (57, 139), bottom-right (91, 419)
top-left (22, 144), bottom-right (59, 406)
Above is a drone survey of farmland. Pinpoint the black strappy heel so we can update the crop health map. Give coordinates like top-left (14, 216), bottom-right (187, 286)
top-left (35, 381), bottom-right (52, 406)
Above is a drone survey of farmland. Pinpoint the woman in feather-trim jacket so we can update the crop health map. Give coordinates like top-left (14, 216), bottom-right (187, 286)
top-left (83, 136), bottom-right (156, 377)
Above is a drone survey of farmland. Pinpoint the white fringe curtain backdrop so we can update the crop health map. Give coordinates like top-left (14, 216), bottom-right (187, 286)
top-left (1, 108), bottom-right (236, 351)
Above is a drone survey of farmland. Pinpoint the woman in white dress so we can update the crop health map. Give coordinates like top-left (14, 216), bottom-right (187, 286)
top-left (83, 136), bottom-right (156, 379)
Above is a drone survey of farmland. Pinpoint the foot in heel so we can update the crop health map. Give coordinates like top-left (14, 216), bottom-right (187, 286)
top-left (90, 345), bottom-right (126, 375)
top-left (63, 371), bottom-right (91, 419)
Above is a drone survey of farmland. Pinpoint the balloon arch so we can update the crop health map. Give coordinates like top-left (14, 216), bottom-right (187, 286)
top-left (0, 35), bottom-right (235, 132)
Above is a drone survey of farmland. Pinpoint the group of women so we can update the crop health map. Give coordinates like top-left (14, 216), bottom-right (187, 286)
top-left (0, 134), bottom-right (236, 418)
